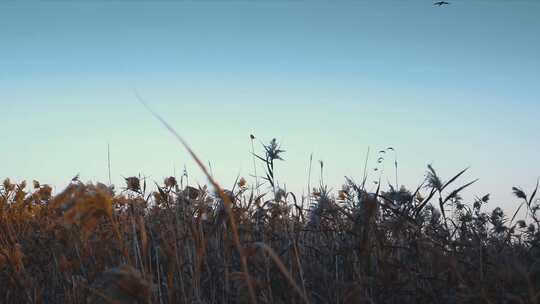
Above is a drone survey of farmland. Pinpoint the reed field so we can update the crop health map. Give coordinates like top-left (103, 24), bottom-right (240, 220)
top-left (1, 132), bottom-right (539, 304)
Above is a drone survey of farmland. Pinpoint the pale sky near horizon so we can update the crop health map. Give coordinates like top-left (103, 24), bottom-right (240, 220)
top-left (1, 0), bottom-right (539, 213)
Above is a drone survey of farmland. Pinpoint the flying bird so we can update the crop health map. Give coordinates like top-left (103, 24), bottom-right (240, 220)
top-left (434, 1), bottom-right (450, 6)
top-left (379, 150), bottom-right (386, 154)
top-left (377, 157), bottom-right (384, 163)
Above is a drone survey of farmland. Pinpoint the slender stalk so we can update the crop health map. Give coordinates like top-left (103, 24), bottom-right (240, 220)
top-left (251, 135), bottom-right (259, 197)
top-left (137, 93), bottom-right (258, 304)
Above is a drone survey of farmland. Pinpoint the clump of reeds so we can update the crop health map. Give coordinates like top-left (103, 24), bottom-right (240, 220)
top-left (1, 106), bottom-right (539, 303)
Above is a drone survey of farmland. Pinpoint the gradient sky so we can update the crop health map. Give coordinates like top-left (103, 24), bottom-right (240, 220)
top-left (1, 0), bottom-right (539, 213)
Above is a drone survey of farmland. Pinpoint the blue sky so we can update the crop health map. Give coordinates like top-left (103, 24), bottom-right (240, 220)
top-left (1, 0), bottom-right (539, 212)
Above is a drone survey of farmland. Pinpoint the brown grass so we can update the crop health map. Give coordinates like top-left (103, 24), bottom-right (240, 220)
top-left (1, 103), bottom-right (539, 303)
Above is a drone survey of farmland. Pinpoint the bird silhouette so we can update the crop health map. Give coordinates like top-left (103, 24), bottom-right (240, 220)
top-left (434, 1), bottom-right (450, 6)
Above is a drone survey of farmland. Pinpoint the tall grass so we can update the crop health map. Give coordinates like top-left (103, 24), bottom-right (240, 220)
top-left (1, 105), bottom-right (539, 303)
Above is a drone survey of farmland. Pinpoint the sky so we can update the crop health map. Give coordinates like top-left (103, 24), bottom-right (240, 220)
top-left (1, 0), bottom-right (539, 213)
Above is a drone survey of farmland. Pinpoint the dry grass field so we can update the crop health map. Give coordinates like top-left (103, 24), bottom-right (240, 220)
top-left (1, 134), bottom-right (539, 304)
top-left (2, 109), bottom-right (539, 304)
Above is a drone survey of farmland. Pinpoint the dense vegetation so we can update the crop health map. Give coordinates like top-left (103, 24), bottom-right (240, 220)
top-left (1, 138), bottom-right (539, 304)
